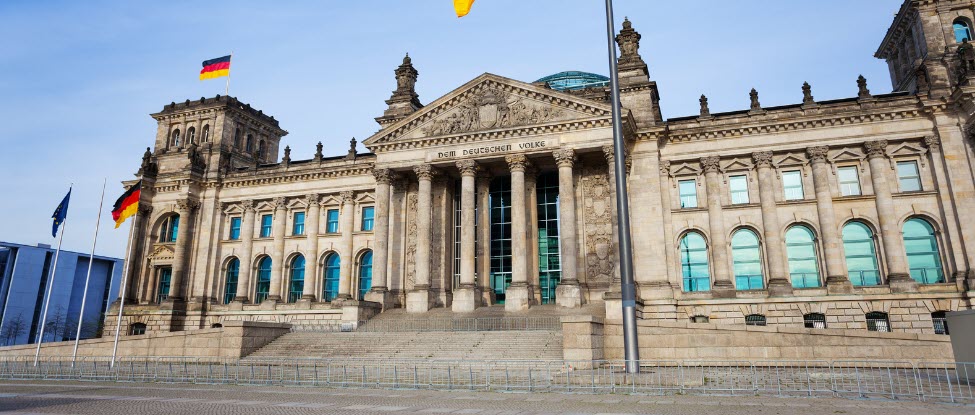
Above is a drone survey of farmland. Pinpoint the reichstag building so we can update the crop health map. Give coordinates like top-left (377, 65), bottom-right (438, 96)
top-left (115, 2), bottom-right (975, 337)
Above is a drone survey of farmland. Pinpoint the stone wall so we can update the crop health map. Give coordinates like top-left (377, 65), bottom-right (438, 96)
top-left (0, 320), bottom-right (290, 360)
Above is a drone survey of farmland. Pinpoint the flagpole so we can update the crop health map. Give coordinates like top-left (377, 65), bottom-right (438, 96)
top-left (34, 185), bottom-right (71, 367)
top-left (603, 0), bottom-right (640, 374)
top-left (110, 210), bottom-right (137, 368)
top-left (72, 178), bottom-right (106, 365)
top-left (226, 51), bottom-right (232, 96)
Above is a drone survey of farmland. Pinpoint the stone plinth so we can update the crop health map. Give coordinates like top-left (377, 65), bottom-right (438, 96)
top-left (451, 287), bottom-right (479, 312)
top-left (555, 283), bottom-right (583, 308)
top-left (504, 283), bottom-right (533, 311)
top-left (406, 288), bottom-right (434, 313)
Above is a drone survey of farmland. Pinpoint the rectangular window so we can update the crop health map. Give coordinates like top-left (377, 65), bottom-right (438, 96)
top-left (837, 166), bottom-right (861, 196)
top-left (782, 170), bottom-right (804, 200)
top-left (292, 212), bottom-right (305, 236)
top-left (260, 214), bottom-right (273, 238)
top-left (229, 217), bottom-right (241, 240)
top-left (326, 209), bottom-right (339, 233)
top-left (729, 175), bottom-right (749, 204)
top-left (361, 206), bottom-right (375, 231)
top-left (897, 161), bottom-right (921, 192)
top-left (678, 179), bottom-right (697, 208)
top-left (156, 267), bottom-right (172, 303)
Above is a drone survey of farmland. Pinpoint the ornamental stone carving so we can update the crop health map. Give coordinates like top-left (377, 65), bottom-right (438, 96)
top-left (272, 197), bottom-right (287, 208)
top-left (615, 18), bottom-right (643, 67)
top-left (422, 86), bottom-right (564, 136)
top-left (455, 160), bottom-right (479, 176)
top-left (700, 156), bottom-right (721, 173)
top-left (659, 160), bottom-right (671, 176)
top-left (552, 149), bottom-right (576, 168)
top-left (924, 135), bottom-right (941, 151)
top-left (414, 164), bottom-right (436, 180)
top-left (404, 189), bottom-right (419, 290)
top-left (373, 168), bottom-right (393, 184)
top-left (505, 154), bottom-right (529, 172)
top-left (806, 146), bottom-right (829, 163)
top-left (339, 191), bottom-right (355, 204)
top-left (138, 205), bottom-right (153, 216)
top-left (581, 166), bottom-right (614, 286)
top-left (864, 140), bottom-right (888, 159)
top-left (752, 151), bottom-right (774, 168)
top-left (305, 193), bottom-right (320, 205)
top-left (241, 199), bottom-right (255, 211)
top-left (175, 199), bottom-right (199, 212)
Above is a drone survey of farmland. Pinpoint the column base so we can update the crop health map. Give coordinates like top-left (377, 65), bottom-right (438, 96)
top-left (888, 273), bottom-right (919, 293)
top-left (232, 295), bottom-right (250, 304)
top-left (504, 283), bottom-right (533, 312)
top-left (406, 288), bottom-right (434, 313)
top-left (452, 287), bottom-right (480, 312)
top-left (294, 297), bottom-right (313, 310)
top-left (766, 279), bottom-right (794, 296)
top-left (555, 282), bottom-right (583, 308)
top-left (711, 281), bottom-right (737, 299)
top-left (364, 287), bottom-right (395, 310)
top-left (825, 275), bottom-right (854, 295)
top-left (638, 281), bottom-right (675, 301)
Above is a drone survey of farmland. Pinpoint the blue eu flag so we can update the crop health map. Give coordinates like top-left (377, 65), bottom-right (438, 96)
top-left (52, 189), bottom-right (70, 237)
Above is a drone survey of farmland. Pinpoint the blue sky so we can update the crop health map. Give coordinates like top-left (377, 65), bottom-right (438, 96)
top-left (0, 0), bottom-right (902, 257)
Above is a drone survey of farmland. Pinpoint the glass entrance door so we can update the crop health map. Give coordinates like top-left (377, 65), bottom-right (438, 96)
top-left (536, 172), bottom-right (561, 304)
top-left (489, 177), bottom-right (512, 303)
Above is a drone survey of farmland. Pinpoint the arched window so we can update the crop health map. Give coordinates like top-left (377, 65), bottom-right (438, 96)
top-left (171, 129), bottom-right (181, 148)
top-left (288, 255), bottom-right (305, 303)
top-left (954, 19), bottom-right (972, 43)
top-left (322, 253), bottom-right (341, 301)
top-left (223, 258), bottom-right (239, 304)
top-left (842, 221), bottom-right (880, 286)
top-left (187, 127), bottom-right (196, 144)
top-left (903, 218), bottom-right (944, 284)
top-left (358, 250), bottom-right (373, 300)
top-left (731, 229), bottom-right (764, 290)
top-left (785, 225), bottom-right (821, 288)
top-left (745, 314), bottom-right (767, 326)
top-left (255, 257), bottom-right (271, 303)
top-left (160, 215), bottom-right (179, 243)
top-left (866, 311), bottom-right (890, 332)
top-left (932, 311), bottom-right (949, 335)
top-left (129, 323), bottom-right (147, 335)
top-left (233, 128), bottom-right (241, 148)
top-left (246, 134), bottom-right (254, 152)
top-left (803, 313), bottom-right (826, 329)
top-left (258, 140), bottom-right (266, 160)
top-left (679, 232), bottom-right (710, 292)
top-left (201, 124), bottom-right (210, 143)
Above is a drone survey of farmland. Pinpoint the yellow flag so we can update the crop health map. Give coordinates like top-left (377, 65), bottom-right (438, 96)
top-left (454, 0), bottom-right (474, 17)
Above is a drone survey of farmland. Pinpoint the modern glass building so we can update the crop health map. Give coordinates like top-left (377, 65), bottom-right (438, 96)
top-left (534, 71), bottom-right (609, 91)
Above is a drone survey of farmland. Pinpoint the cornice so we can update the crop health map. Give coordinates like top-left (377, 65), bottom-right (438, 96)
top-left (220, 165), bottom-right (374, 189)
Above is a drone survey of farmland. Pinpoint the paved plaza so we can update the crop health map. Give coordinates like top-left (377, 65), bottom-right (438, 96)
top-left (0, 380), bottom-right (970, 415)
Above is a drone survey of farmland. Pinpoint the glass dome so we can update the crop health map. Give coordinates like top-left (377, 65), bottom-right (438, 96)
top-left (535, 71), bottom-right (609, 91)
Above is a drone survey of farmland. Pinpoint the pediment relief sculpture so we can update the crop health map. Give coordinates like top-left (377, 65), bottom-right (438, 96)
top-left (421, 86), bottom-right (566, 136)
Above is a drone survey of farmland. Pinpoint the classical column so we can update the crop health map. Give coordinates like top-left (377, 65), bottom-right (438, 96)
top-left (168, 199), bottom-right (196, 301)
top-left (407, 165), bottom-right (436, 312)
top-left (337, 191), bottom-right (356, 300)
top-left (476, 172), bottom-right (494, 304)
top-left (505, 154), bottom-right (534, 311)
top-left (234, 200), bottom-right (256, 302)
top-left (267, 196), bottom-right (287, 302)
top-left (807, 146), bottom-right (852, 293)
top-left (301, 194), bottom-right (320, 301)
top-left (701, 156), bottom-right (735, 296)
top-left (553, 149), bottom-right (582, 308)
top-left (130, 205), bottom-right (152, 304)
top-left (923, 135), bottom-right (967, 284)
top-left (865, 140), bottom-right (917, 293)
top-left (752, 151), bottom-right (792, 296)
top-left (366, 169), bottom-right (394, 307)
top-left (658, 161), bottom-right (679, 290)
top-left (453, 160), bottom-right (480, 312)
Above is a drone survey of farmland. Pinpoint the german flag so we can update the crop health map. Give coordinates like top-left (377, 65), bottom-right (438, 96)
top-left (200, 55), bottom-right (231, 80)
top-left (112, 180), bottom-right (141, 229)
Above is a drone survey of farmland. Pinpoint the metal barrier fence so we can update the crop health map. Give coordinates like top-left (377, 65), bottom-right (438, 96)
top-left (356, 316), bottom-right (562, 332)
top-left (0, 357), bottom-right (972, 403)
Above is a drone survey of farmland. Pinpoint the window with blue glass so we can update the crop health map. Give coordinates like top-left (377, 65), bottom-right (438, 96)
top-left (292, 212), bottom-right (305, 236)
top-left (489, 177), bottom-right (512, 303)
top-left (288, 255), bottom-right (305, 303)
top-left (729, 175), bottom-right (749, 204)
top-left (229, 217), bottom-right (241, 240)
top-left (837, 166), bottom-right (861, 196)
top-left (326, 209), bottom-right (339, 233)
top-left (255, 257), bottom-right (271, 303)
top-left (536, 172), bottom-right (561, 304)
top-left (782, 170), bottom-right (804, 200)
top-left (785, 225), bottom-right (821, 288)
top-left (731, 229), bottom-right (764, 290)
top-left (897, 161), bottom-right (921, 192)
top-left (156, 267), bottom-right (172, 303)
top-left (358, 250), bottom-right (373, 300)
top-left (842, 221), bottom-right (881, 286)
top-left (679, 232), bottom-right (710, 292)
top-left (223, 258), bottom-right (239, 304)
top-left (260, 214), bottom-right (273, 238)
top-left (955, 19), bottom-right (972, 43)
top-left (678, 179), bottom-right (697, 208)
top-left (161, 215), bottom-right (179, 243)
top-left (903, 218), bottom-right (944, 284)
top-left (322, 253), bottom-right (341, 301)
top-left (361, 207), bottom-right (375, 231)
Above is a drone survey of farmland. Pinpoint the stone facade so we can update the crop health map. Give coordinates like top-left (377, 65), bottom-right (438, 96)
top-left (112, 2), bottom-right (974, 342)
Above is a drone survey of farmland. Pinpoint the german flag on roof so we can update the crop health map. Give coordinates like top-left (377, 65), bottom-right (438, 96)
top-left (112, 180), bottom-right (141, 228)
top-left (200, 55), bottom-right (231, 80)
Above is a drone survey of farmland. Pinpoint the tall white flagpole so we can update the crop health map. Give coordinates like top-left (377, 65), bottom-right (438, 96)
top-left (34, 185), bottom-right (71, 367)
top-left (110, 209), bottom-right (137, 368)
top-left (226, 51), bottom-right (233, 96)
top-left (72, 178), bottom-right (106, 365)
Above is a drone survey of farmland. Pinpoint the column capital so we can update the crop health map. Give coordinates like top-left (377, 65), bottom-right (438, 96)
top-left (305, 193), bottom-right (321, 206)
top-left (138, 205), bottom-right (154, 216)
top-left (552, 148), bottom-right (576, 168)
top-left (175, 199), bottom-right (199, 212)
top-left (241, 199), bottom-right (255, 211)
top-left (272, 196), bottom-right (287, 209)
top-left (806, 146), bottom-right (829, 163)
top-left (700, 156), bottom-right (721, 173)
top-left (455, 160), bottom-right (480, 176)
top-left (373, 168), bottom-right (394, 184)
top-left (413, 164), bottom-right (437, 180)
top-left (601, 144), bottom-right (627, 164)
top-left (752, 151), bottom-right (774, 167)
top-left (658, 159), bottom-right (671, 176)
top-left (339, 190), bottom-right (355, 204)
top-left (864, 140), bottom-right (889, 159)
top-left (924, 135), bottom-right (941, 151)
top-left (505, 154), bottom-right (530, 172)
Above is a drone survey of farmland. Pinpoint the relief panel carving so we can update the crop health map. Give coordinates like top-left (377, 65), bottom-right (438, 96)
top-left (422, 86), bottom-right (565, 136)
top-left (581, 166), bottom-right (615, 287)
top-left (404, 185), bottom-right (419, 291)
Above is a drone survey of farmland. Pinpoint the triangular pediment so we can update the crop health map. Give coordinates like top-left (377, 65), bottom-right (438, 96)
top-left (364, 73), bottom-right (614, 148)
top-left (888, 142), bottom-right (927, 157)
top-left (774, 153), bottom-right (807, 167)
top-left (722, 158), bottom-right (752, 172)
top-left (830, 148), bottom-right (865, 162)
top-left (671, 162), bottom-right (701, 176)
top-left (149, 244), bottom-right (175, 261)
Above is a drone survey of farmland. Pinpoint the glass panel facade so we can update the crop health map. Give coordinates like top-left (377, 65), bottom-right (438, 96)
top-left (451, 182), bottom-right (478, 289)
top-left (260, 214), bottom-right (273, 238)
top-left (223, 258), bottom-right (239, 304)
top-left (955, 21), bottom-right (972, 42)
top-left (837, 166), bottom-right (861, 196)
top-left (255, 257), bottom-right (271, 303)
top-left (903, 218), bottom-right (944, 283)
top-left (156, 267), bottom-right (172, 303)
top-left (536, 172), bottom-right (561, 304)
top-left (489, 177), bottom-right (512, 303)
top-left (729, 175), bottom-right (749, 204)
top-left (230, 217), bottom-right (241, 240)
top-left (679, 232), bottom-right (710, 292)
top-left (782, 170), bottom-right (804, 200)
top-left (358, 250), bottom-right (373, 300)
top-left (322, 253), bottom-right (341, 302)
top-left (731, 229), bottom-right (764, 290)
top-left (288, 255), bottom-right (305, 303)
top-left (842, 221), bottom-right (881, 286)
top-left (897, 161), bottom-right (921, 192)
top-left (361, 207), bottom-right (374, 231)
top-left (326, 209), bottom-right (339, 233)
top-left (292, 212), bottom-right (305, 236)
top-left (678, 179), bottom-right (697, 208)
top-left (785, 226), bottom-right (821, 288)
